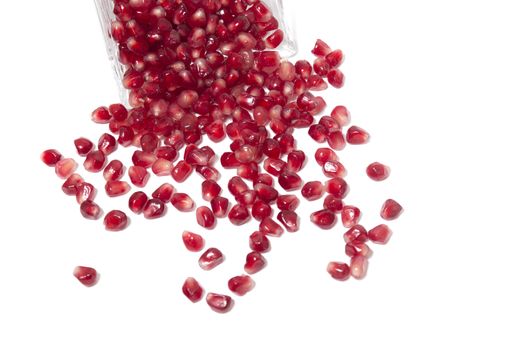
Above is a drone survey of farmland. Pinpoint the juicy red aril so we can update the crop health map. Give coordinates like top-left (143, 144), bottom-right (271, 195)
top-left (228, 275), bottom-right (255, 296)
top-left (346, 126), bottom-right (370, 145)
top-left (236, 190), bottom-right (257, 207)
top-left (323, 195), bottom-right (343, 212)
top-left (366, 162), bottom-right (390, 181)
top-left (264, 158), bottom-right (287, 176)
top-left (92, 106), bottom-right (111, 123)
top-left (84, 151), bottom-right (106, 173)
top-left (344, 225), bottom-right (368, 244)
top-left (251, 200), bottom-right (272, 221)
top-left (312, 39), bottom-right (332, 56)
top-left (323, 161), bottom-right (346, 178)
top-left (327, 262), bottom-right (350, 281)
top-left (327, 130), bottom-right (346, 150)
top-left (315, 148), bottom-right (338, 166)
top-left (105, 180), bottom-right (131, 197)
top-left (182, 231), bottom-right (205, 252)
top-left (182, 277), bottom-right (204, 303)
top-left (211, 196), bottom-right (229, 218)
top-left (368, 224), bottom-right (392, 244)
top-left (259, 217), bottom-right (284, 237)
top-left (140, 133), bottom-right (159, 152)
top-left (313, 57), bottom-right (330, 76)
top-left (350, 255), bottom-right (368, 279)
top-left (80, 201), bottom-right (102, 220)
top-left (152, 158), bottom-right (173, 176)
top-left (74, 138), bottom-right (94, 156)
top-left (301, 181), bottom-right (325, 201)
top-left (342, 205), bottom-right (361, 228)
top-left (103, 160), bottom-right (124, 181)
top-left (76, 182), bottom-right (96, 204)
top-left (287, 150), bottom-right (306, 172)
top-left (308, 124), bottom-right (328, 143)
top-left (62, 174), bottom-right (83, 195)
top-left (199, 248), bottom-right (224, 270)
top-left (41, 149), bottom-right (62, 166)
top-left (326, 49), bottom-right (344, 68)
top-left (381, 199), bottom-right (403, 220)
top-left (128, 166), bottom-right (150, 187)
top-left (277, 210), bottom-right (299, 232)
top-left (327, 69), bottom-right (344, 88)
top-left (325, 177), bottom-right (349, 199)
top-left (228, 176), bottom-right (249, 197)
top-left (278, 171), bottom-right (302, 191)
top-left (108, 103), bottom-right (128, 121)
top-left (310, 209), bottom-right (337, 229)
top-left (171, 160), bottom-right (193, 182)
top-left (276, 194), bottom-right (300, 211)
top-left (244, 251), bottom-right (267, 274)
top-left (132, 151), bottom-right (156, 168)
top-left (196, 206), bottom-right (216, 229)
top-left (254, 173), bottom-right (274, 186)
top-left (104, 210), bottom-right (128, 231)
top-left (254, 183), bottom-right (278, 203)
top-left (55, 157), bottom-right (78, 179)
top-left (129, 191), bottom-right (148, 214)
top-left (171, 193), bottom-right (195, 212)
top-left (206, 293), bottom-right (233, 313)
top-left (98, 133), bottom-right (117, 155)
top-left (73, 266), bottom-right (98, 287)
top-left (201, 180), bottom-right (221, 201)
top-left (228, 204), bottom-right (250, 225)
top-left (143, 199), bottom-right (166, 219)
top-left (249, 231), bottom-right (271, 253)
top-left (331, 106), bottom-right (350, 126)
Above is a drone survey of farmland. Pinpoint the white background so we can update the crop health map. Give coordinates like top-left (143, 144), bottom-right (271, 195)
top-left (1, 0), bottom-right (524, 349)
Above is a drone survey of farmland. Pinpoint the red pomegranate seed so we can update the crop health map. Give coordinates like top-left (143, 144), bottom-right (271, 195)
top-left (254, 183), bottom-right (278, 203)
top-left (236, 189), bottom-right (257, 207)
top-left (118, 126), bottom-right (134, 147)
top-left (325, 177), bottom-right (349, 199)
top-left (301, 181), bottom-right (325, 201)
top-left (206, 293), bottom-right (233, 313)
top-left (128, 191), bottom-right (148, 214)
top-left (76, 182), bottom-right (96, 204)
top-left (251, 200), bottom-right (272, 221)
top-left (182, 231), bottom-right (205, 252)
top-left (254, 173), bottom-right (274, 186)
top-left (264, 158), bottom-right (287, 176)
top-left (228, 275), bottom-right (255, 296)
top-left (55, 158), bottom-right (78, 179)
top-left (341, 205), bottom-right (361, 228)
top-left (244, 251), bottom-right (267, 274)
top-left (73, 266), bottom-right (98, 287)
top-left (327, 262), bottom-right (350, 281)
top-left (196, 165), bottom-right (220, 181)
top-left (331, 106), bottom-right (350, 126)
top-left (201, 180), bottom-right (221, 201)
top-left (366, 162), bottom-right (390, 181)
top-left (132, 150), bottom-right (156, 168)
top-left (311, 39), bottom-right (331, 56)
top-left (350, 255), bottom-right (368, 279)
top-left (104, 210), bottom-right (128, 231)
top-left (315, 148), bottom-right (338, 165)
top-left (346, 126), bottom-right (370, 145)
top-left (313, 57), bottom-right (330, 76)
top-left (276, 194), bottom-right (300, 211)
top-left (323, 195), bottom-right (343, 212)
top-left (221, 152), bottom-right (241, 168)
top-left (259, 217), bottom-right (284, 237)
top-left (196, 206), bottom-right (216, 228)
top-left (108, 103), bottom-right (128, 121)
top-left (152, 183), bottom-right (175, 203)
top-left (98, 133), bottom-right (117, 155)
top-left (228, 176), bottom-right (249, 196)
top-left (105, 180), bottom-right (131, 197)
top-left (380, 199), bottom-right (403, 220)
top-left (319, 116), bottom-right (341, 132)
top-left (182, 277), bottom-right (204, 303)
top-left (327, 130), bottom-right (346, 150)
top-left (62, 174), bottom-right (84, 195)
top-left (171, 160), bottom-right (193, 182)
top-left (308, 124), bottom-right (328, 143)
top-left (277, 210), bottom-right (299, 232)
top-left (278, 171), bottom-right (302, 191)
top-left (310, 209), bottom-right (337, 229)
top-left (155, 146), bottom-right (178, 162)
top-left (128, 165), bottom-right (150, 187)
top-left (74, 138), bottom-right (94, 156)
top-left (152, 158), bottom-right (173, 176)
top-left (327, 69), bottom-right (344, 88)
top-left (199, 247), bottom-right (224, 270)
top-left (80, 201), bottom-right (102, 220)
top-left (171, 193), bottom-right (195, 212)
top-left (41, 149), bottom-right (62, 166)
top-left (140, 133), bottom-right (159, 152)
top-left (323, 161), bottom-right (346, 178)
top-left (84, 151), bottom-right (106, 173)
top-left (345, 243), bottom-right (358, 258)
top-left (92, 106), bottom-right (111, 123)
top-left (143, 199), bottom-right (166, 219)
top-left (211, 196), bottom-right (229, 218)
top-left (353, 242), bottom-right (373, 258)
top-left (326, 49), bottom-right (344, 67)
top-left (344, 225), bottom-right (368, 244)
top-left (368, 224), bottom-right (392, 244)
top-left (103, 160), bottom-right (125, 181)
top-left (249, 231), bottom-right (271, 253)
top-left (287, 150), bottom-right (306, 172)
top-left (228, 204), bottom-right (250, 225)
top-left (295, 60), bottom-right (312, 79)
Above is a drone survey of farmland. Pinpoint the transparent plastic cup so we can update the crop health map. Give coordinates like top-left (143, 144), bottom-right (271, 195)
top-left (94, 0), bottom-right (297, 105)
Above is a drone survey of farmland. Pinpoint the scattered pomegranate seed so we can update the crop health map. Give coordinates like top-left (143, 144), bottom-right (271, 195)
top-left (182, 231), bottom-right (205, 252)
top-left (342, 205), bottom-right (361, 228)
top-left (128, 166), bottom-right (150, 187)
top-left (368, 224), bottom-right (392, 244)
top-left (323, 161), bottom-right (346, 178)
top-left (344, 225), bottom-right (368, 244)
top-left (228, 204), bottom-right (250, 225)
top-left (315, 148), bottom-right (338, 166)
top-left (327, 69), bottom-right (344, 88)
top-left (259, 217), bottom-right (284, 237)
top-left (128, 191), bottom-right (148, 214)
top-left (323, 195), bottom-right (344, 212)
top-left (325, 177), bottom-right (349, 199)
top-left (380, 199), bottom-right (403, 220)
top-left (206, 293), bottom-right (233, 313)
top-left (228, 275), bottom-right (255, 296)
top-left (278, 171), bottom-right (302, 191)
top-left (346, 126), bottom-right (370, 145)
top-left (201, 180), bottom-right (222, 201)
top-left (170, 193), bottom-right (195, 212)
top-left (41, 149), bottom-right (62, 166)
top-left (350, 255), bottom-right (368, 279)
top-left (277, 210), bottom-right (299, 232)
top-left (55, 158), bottom-right (78, 179)
top-left (171, 160), bottom-right (193, 182)
top-left (287, 150), bottom-right (306, 172)
top-left (249, 231), bottom-right (271, 253)
top-left (182, 277), bottom-right (204, 303)
top-left (301, 181), bottom-right (325, 201)
top-left (62, 174), bottom-right (84, 195)
top-left (152, 158), bottom-right (173, 176)
top-left (211, 196), bottom-right (229, 218)
top-left (327, 130), bottom-right (346, 150)
top-left (98, 133), bottom-right (117, 155)
top-left (199, 248), bottom-right (224, 270)
top-left (74, 138), bottom-right (94, 156)
top-left (152, 183), bottom-right (175, 203)
top-left (276, 194), bottom-right (300, 211)
top-left (132, 150), bottom-right (156, 168)
top-left (80, 201), bottom-right (102, 220)
top-left (196, 206), bottom-right (216, 228)
top-left (92, 106), bottom-right (111, 123)
top-left (103, 160), bottom-right (125, 181)
top-left (310, 209), bottom-right (337, 229)
top-left (84, 151), bottom-right (106, 173)
top-left (104, 210), bottom-right (128, 231)
top-left (105, 180), bottom-right (131, 197)
top-left (312, 39), bottom-right (331, 56)
top-left (366, 162), bottom-right (390, 181)
top-left (327, 262), bottom-right (350, 281)
top-left (76, 182), bottom-right (96, 204)
top-left (326, 49), bottom-right (344, 68)
top-left (331, 106), bottom-right (350, 126)
top-left (73, 266), bottom-right (98, 287)
top-left (108, 103), bottom-right (128, 121)
top-left (244, 251), bottom-right (267, 274)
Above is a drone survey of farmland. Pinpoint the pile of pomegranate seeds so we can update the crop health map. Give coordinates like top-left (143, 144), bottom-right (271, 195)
top-left (42, 0), bottom-right (403, 313)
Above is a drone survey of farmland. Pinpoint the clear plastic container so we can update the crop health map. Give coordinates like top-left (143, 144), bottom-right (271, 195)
top-left (94, 0), bottom-right (297, 105)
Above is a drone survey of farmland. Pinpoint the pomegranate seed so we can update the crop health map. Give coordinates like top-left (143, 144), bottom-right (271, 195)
top-left (129, 191), bottom-right (148, 214)
top-left (380, 199), bottom-right (403, 220)
top-left (325, 177), bottom-right (349, 199)
top-left (368, 224), bottom-right (392, 244)
top-left (228, 176), bottom-right (249, 197)
top-left (143, 199), bottom-right (166, 219)
top-left (341, 205), bottom-right (361, 228)
top-left (171, 160), bottom-right (193, 182)
top-left (104, 210), bottom-right (128, 231)
top-left (73, 266), bottom-right (98, 287)
top-left (211, 196), bottom-right (229, 218)
top-left (132, 150), bottom-right (156, 168)
top-left (98, 133), bottom-right (117, 155)
top-left (278, 171), bottom-right (302, 191)
top-left (319, 116), bottom-right (341, 132)
top-left (228, 204), bottom-right (250, 225)
top-left (254, 173), bottom-right (274, 186)
top-left (254, 183), bottom-right (278, 203)
top-left (92, 106), bottom-right (111, 123)
top-left (182, 277), bottom-right (204, 303)
top-left (251, 200), bottom-right (272, 221)
top-left (108, 103), bottom-right (128, 121)
top-left (323, 195), bottom-right (343, 212)
top-left (155, 146), bottom-right (178, 162)
top-left (152, 158), bottom-right (173, 176)
top-left (74, 138), bottom-right (94, 156)
top-left (346, 126), bottom-right (370, 145)
top-left (259, 217), bottom-right (284, 237)
top-left (199, 248), bottom-right (224, 270)
top-left (221, 152), bottom-right (241, 168)
top-left (105, 180), bottom-right (131, 197)
top-left (326, 49), bottom-right (344, 67)
top-left (182, 231), bottom-right (205, 252)
top-left (244, 251), bottom-right (267, 274)
top-left (170, 193), bottom-right (195, 212)
top-left (345, 243), bottom-right (358, 258)
top-left (301, 181), bottom-right (325, 201)
top-left (140, 133), bottom-right (159, 152)
top-left (323, 161), bottom-right (346, 178)
top-left (276, 194), bottom-right (300, 211)
top-left (228, 275), bottom-right (255, 296)
top-left (128, 166), bottom-right (150, 187)
top-left (84, 151), bottom-right (106, 173)
top-left (366, 162), bottom-right (390, 181)
top-left (295, 60), bottom-right (312, 79)
top-left (312, 39), bottom-right (331, 56)
top-left (327, 262), bottom-right (350, 281)
top-left (327, 130), bottom-right (346, 150)
top-left (196, 206), bottom-right (216, 228)
top-left (249, 231), bottom-right (271, 253)
top-left (62, 174), bottom-right (84, 195)
top-left (264, 158), bottom-right (287, 176)
top-left (236, 189), bottom-right (257, 207)
top-left (55, 158), bottom-right (78, 179)
top-left (41, 149), bottom-right (62, 166)
top-left (353, 242), bottom-right (373, 258)
top-left (76, 182), bottom-right (96, 204)
top-left (331, 106), bottom-right (350, 126)
top-left (103, 160), bottom-right (125, 181)
top-left (201, 180), bottom-right (222, 201)
top-left (196, 165), bottom-right (220, 181)
top-left (206, 293), bottom-right (233, 313)
top-left (310, 209), bottom-right (337, 229)
top-left (277, 210), bottom-right (299, 232)
top-left (308, 124), bottom-right (327, 143)
top-left (315, 148), bottom-right (338, 165)
top-left (152, 183), bottom-right (175, 203)
top-left (80, 201), bottom-right (102, 220)
top-left (287, 150), bottom-right (306, 172)
top-left (344, 225), bottom-right (368, 244)
top-left (350, 255), bottom-right (368, 279)
top-left (327, 69), bottom-right (344, 88)
top-left (313, 57), bottom-right (330, 76)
